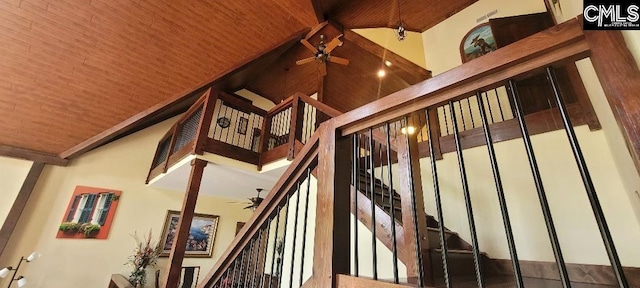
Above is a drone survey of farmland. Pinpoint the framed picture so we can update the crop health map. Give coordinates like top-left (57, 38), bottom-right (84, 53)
top-left (57, 186), bottom-right (121, 239)
top-left (460, 23), bottom-right (497, 63)
top-left (237, 117), bottom-right (248, 135)
top-left (159, 210), bottom-right (219, 258)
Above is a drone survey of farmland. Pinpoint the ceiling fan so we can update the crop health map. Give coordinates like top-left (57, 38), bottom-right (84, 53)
top-left (228, 188), bottom-right (265, 211)
top-left (296, 34), bottom-right (350, 76)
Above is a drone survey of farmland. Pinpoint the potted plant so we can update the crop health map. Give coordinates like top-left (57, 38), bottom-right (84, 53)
top-left (79, 223), bottom-right (101, 238)
top-left (59, 222), bottom-right (81, 234)
top-left (127, 230), bottom-right (161, 288)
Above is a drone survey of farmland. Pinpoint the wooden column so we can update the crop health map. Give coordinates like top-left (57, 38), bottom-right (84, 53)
top-left (163, 159), bottom-right (207, 288)
top-left (312, 123), bottom-right (351, 287)
top-left (257, 113), bottom-right (273, 171)
top-left (194, 88), bottom-right (218, 155)
top-left (397, 133), bottom-right (433, 286)
top-left (583, 29), bottom-right (640, 173)
top-left (288, 95), bottom-right (305, 160)
top-left (0, 162), bottom-right (44, 258)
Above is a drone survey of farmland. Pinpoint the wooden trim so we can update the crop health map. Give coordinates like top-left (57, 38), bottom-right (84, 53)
top-left (268, 95), bottom-right (295, 116)
top-left (59, 28), bottom-right (310, 160)
top-left (335, 19), bottom-right (589, 136)
top-left (0, 145), bottom-right (67, 166)
top-left (260, 144), bottom-right (290, 166)
top-left (335, 274), bottom-right (415, 288)
top-left (204, 139), bottom-right (260, 165)
top-left (166, 140), bottom-right (195, 169)
top-left (297, 92), bottom-right (343, 118)
top-left (288, 95), bottom-right (304, 160)
top-left (343, 30), bottom-right (432, 85)
top-left (491, 259), bottom-right (640, 287)
top-left (198, 132), bottom-right (320, 288)
top-left (583, 28), bottom-right (640, 173)
top-left (0, 162), bottom-right (45, 258)
top-left (163, 125), bottom-right (180, 173)
top-left (564, 63), bottom-right (601, 130)
top-left (163, 159), bottom-right (207, 288)
top-left (194, 89), bottom-right (216, 154)
top-left (351, 187), bottom-right (408, 264)
top-left (219, 92), bottom-right (268, 116)
top-left (147, 164), bottom-right (166, 184)
top-left (313, 122), bottom-right (351, 287)
top-left (396, 134), bottom-right (432, 286)
top-left (257, 116), bottom-right (272, 170)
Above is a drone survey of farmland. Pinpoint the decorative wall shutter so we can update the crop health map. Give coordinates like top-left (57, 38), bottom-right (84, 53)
top-left (98, 193), bottom-right (114, 225)
top-left (66, 195), bottom-right (81, 222)
top-left (79, 194), bottom-right (97, 223)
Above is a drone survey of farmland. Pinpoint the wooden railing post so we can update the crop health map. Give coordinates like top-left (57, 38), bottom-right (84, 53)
top-left (163, 159), bottom-right (207, 288)
top-left (288, 95), bottom-right (305, 160)
top-left (312, 122), bottom-right (351, 287)
top-left (194, 88), bottom-right (218, 155)
top-left (257, 114), bottom-right (272, 170)
top-left (397, 132), bottom-right (433, 286)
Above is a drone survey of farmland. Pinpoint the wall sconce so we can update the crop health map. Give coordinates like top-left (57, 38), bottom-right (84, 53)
top-left (0, 252), bottom-right (40, 287)
top-left (401, 126), bottom-right (416, 135)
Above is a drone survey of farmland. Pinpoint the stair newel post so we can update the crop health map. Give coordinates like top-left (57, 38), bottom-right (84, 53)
top-left (163, 158), bottom-right (207, 288)
top-left (397, 117), bottom-right (433, 287)
top-left (312, 122), bottom-right (352, 287)
top-left (194, 88), bottom-right (219, 155)
top-left (288, 94), bottom-right (305, 160)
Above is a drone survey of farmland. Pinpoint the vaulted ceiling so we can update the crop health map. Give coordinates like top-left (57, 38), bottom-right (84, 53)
top-left (0, 0), bottom-right (477, 163)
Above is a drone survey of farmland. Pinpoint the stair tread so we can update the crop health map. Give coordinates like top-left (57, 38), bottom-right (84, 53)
top-left (433, 248), bottom-right (488, 256)
top-left (426, 227), bottom-right (456, 234)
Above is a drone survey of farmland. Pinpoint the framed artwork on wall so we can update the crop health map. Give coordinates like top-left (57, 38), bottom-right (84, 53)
top-left (238, 117), bottom-right (248, 135)
top-left (57, 186), bottom-right (121, 239)
top-left (159, 210), bottom-right (219, 258)
top-left (460, 23), bottom-right (497, 63)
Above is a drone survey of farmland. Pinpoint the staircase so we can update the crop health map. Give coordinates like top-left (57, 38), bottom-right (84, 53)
top-left (356, 167), bottom-right (499, 286)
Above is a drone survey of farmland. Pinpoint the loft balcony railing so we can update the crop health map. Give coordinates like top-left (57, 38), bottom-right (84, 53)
top-left (146, 90), bottom-right (341, 183)
top-left (195, 18), bottom-right (632, 288)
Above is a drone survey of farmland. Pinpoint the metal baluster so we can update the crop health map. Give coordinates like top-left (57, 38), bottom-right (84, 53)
top-left (250, 228), bottom-right (264, 288)
top-left (268, 206), bottom-right (282, 288)
top-left (546, 67), bottom-right (629, 287)
top-left (288, 181), bottom-right (303, 288)
top-left (367, 128), bottom-right (379, 280)
top-left (508, 79), bottom-right (571, 288)
top-left (458, 100), bottom-right (466, 130)
top-left (477, 92), bottom-right (524, 287)
top-left (213, 100), bottom-right (224, 140)
top-left (379, 140), bottom-right (386, 209)
top-left (467, 97), bottom-right (475, 129)
top-left (442, 106), bottom-right (450, 135)
top-left (449, 101), bottom-right (485, 288)
top-left (299, 168), bottom-right (312, 286)
top-left (259, 216), bottom-right (272, 288)
top-left (485, 92), bottom-right (495, 124)
top-left (237, 248), bottom-right (247, 287)
top-left (223, 105), bottom-right (231, 142)
top-left (230, 257), bottom-right (240, 288)
top-left (277, 194), bottom-right (292, 287)
top-left (494, 88), bottom-right (506, 122)
top-left (353, 133), bottom-right (360, 277)
top-left (426, 109), bottom-right (451, 288)
top-left (385, 122), bottom-right (400, 284)
top-left (243, 237), bottom-right (256, 288)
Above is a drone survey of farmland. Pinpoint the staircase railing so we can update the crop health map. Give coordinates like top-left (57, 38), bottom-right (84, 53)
top-left (195, 18), bottom-right (628, 288)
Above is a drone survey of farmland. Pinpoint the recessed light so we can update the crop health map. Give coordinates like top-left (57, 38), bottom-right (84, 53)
top-left (385, 60), bottom-right (392, 67)
top-left (401, 126), bottom-right (416, 135)
top-left (377, 69), bottom-right (386, 78)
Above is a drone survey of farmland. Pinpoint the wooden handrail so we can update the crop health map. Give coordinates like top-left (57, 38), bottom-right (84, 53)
top-left (268, 95), bottom-right (295, 116)
top-left (333, 18), bottom-right (589, 136)
top-left (296, 92), bottom-right (342, 118)
top-left (198, 130), bottom-right (321, 288)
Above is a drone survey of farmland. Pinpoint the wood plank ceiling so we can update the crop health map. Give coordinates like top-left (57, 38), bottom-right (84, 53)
top-left (0, 0), bottom-right (476, 160)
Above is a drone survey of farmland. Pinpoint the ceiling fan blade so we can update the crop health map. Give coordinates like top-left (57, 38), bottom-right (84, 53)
top-left (328, 56), bottom-right (350, 65)
top-left (296, 57), bottom-right (316, 65)
top-left (319, 62), bottom-right (327, 77)
top-left (300, 39), bottom-right (318, 53)
top-left (324, 34), bottom-right (344, 53)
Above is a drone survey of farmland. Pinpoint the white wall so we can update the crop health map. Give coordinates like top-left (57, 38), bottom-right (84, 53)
top-left (0, 156), bottom-right (32, 228)
top-left (0, 117), bottom-right (253, 288)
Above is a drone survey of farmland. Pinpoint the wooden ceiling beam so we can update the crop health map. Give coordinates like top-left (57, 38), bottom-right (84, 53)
top-left (342, 29), bottom-right (431, 85)
top-left (59, 28), bottom-right (310, 160)
top-left (0, 145), bottom-right (68, 166)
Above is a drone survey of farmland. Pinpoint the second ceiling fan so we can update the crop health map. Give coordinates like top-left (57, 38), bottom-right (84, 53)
top-left (296, 34), bottom-right (350, 76)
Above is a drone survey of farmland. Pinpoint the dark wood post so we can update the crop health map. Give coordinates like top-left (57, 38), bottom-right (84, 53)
top-left (397, 133), bottom-right (433, 286)
top-left (163, 159), bottom-right (207, 288)
top-left (583, 28), bottom-right (640, 173)
top-left (312, 123), bottom-right (351, 287)
top-left (288, 95), bottom-right (305, 160)
top-left (194, 88), bottom-right (218, 155)
top-left (0, 162), bottom-right (44, 258)
top-left (257, 113), bottom-right (273, 171)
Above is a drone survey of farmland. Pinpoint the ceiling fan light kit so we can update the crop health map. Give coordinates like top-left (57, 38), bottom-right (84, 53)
top-left (296, 33), bottom-right (350, 77)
